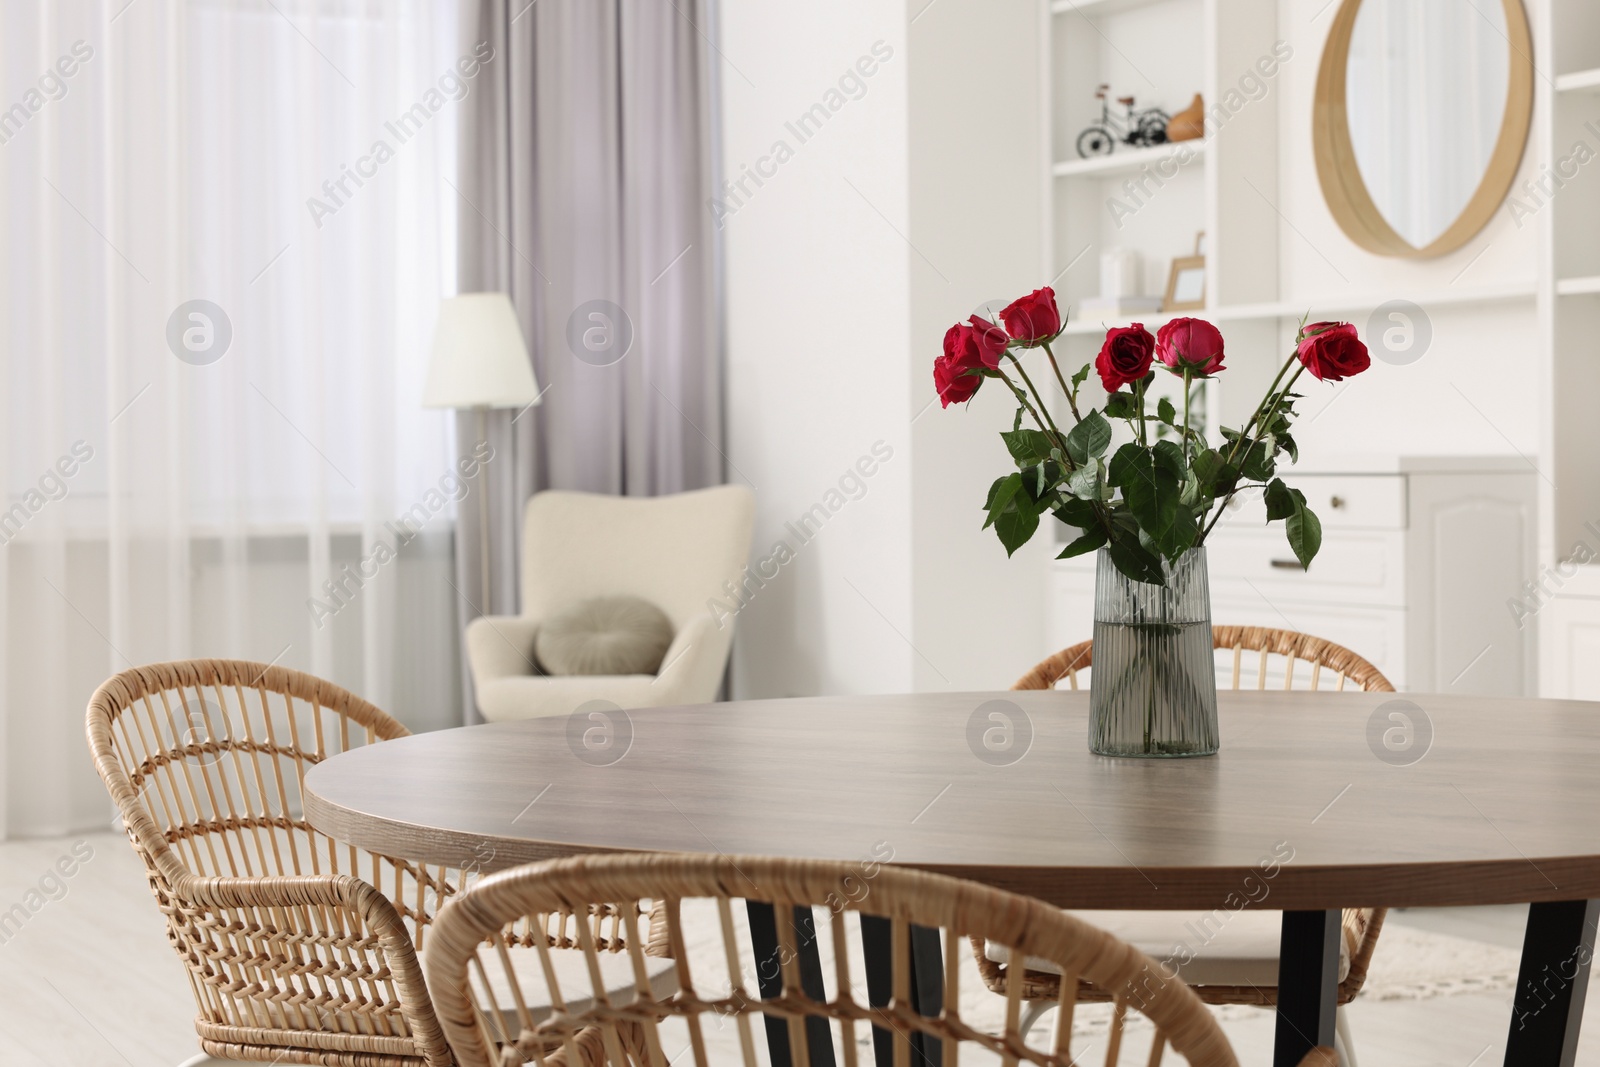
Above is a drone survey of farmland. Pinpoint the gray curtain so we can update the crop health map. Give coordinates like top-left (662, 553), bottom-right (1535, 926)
top-left (453, 0), bottom-right (724, 721)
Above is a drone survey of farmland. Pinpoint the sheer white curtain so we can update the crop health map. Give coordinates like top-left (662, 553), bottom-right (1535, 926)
top-left (1, 0), bottom-right (465, 838)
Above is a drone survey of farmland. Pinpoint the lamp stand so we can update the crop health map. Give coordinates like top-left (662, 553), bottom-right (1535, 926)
top-left (476, 405), bottom-right (491, 616)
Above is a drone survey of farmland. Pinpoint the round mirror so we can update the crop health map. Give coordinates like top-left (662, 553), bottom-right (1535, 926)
top-left (1313, 0), bottom-right (1533, 258)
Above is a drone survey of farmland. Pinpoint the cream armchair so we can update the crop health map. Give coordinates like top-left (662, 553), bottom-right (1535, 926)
top-left (465, 485), bottom-right (755, 721)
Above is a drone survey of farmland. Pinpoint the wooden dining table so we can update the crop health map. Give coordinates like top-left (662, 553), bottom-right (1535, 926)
top-left (303, 689), bottom-right (1600, 1066)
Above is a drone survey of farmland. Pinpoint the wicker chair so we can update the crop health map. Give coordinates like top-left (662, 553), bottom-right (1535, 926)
top-left (86, 659), bottom-right (673, 1067)
top-left (422, 853), bottom-right (1338, 1067)
top-left (1016, 626), bottom-right (1396, 694)
top-left (987, 627), bottom-right (1395, 1065)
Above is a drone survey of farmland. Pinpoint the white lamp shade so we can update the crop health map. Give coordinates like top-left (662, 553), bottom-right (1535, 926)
top-left (422, 292), bottom-right (541, 409)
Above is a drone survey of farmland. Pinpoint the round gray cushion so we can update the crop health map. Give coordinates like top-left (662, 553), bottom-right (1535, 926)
top-left (535, 596), bottom-right (675, 677)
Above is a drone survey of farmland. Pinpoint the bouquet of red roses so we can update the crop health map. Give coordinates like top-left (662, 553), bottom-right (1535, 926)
top-left (935, 287), bottom-right (1371, 584)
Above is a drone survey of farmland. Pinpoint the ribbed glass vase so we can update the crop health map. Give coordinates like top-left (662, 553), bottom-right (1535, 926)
top-left (1088, 546), bottom-right (1219, 757)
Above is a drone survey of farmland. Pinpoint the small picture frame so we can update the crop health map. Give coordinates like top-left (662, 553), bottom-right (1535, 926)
top-left (1162, 255), bottom-right (1207, 311)
top-left (1194, 231), bottom-right (1207, 256)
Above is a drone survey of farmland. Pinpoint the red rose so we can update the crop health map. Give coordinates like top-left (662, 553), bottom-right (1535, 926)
top-left (1155, 317), bottom-right (1226, 377)
top-left (1095, 323), bottom-right (1155, 393)
top-left (1296, 321), bottom-right (1370, 382)
top-left (942, 317), bottom-right (1006, 373)
top-left (935, 319), bottom-right (999, 407)
top-left (934, 353), bottom-right (981, 407)
top-left (965, 314), bottom-right (1009, 368)
top-left (1000, 287), bottom-right (1062, 345)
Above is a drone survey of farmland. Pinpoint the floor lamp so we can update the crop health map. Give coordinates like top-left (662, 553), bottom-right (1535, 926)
top-left (422, 292), bottom-right (541, 614)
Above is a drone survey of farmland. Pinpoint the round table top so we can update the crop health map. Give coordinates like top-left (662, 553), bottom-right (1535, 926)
top-left (303, 689), bottom-right (1600, 910)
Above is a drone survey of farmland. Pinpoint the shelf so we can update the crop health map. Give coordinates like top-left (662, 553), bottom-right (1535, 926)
top-left (1213, 283), bottom-right (1538, 321)
top-left (1558, 276), bottom-right (1600, 296)
top-left (1050, 0), bottom-right (1193, 15)
top-left (1051, 140), bottom-right (1204, 180)
top-left (1060, 284), bottom-right (1537, 336)
top-left (1556, 68), bottom-right (1600, 93)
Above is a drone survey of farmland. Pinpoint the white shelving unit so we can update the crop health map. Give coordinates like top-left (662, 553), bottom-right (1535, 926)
top-left (1048, 0), bottom-right (1174, 16)
top-left (1541, 0), bottom-right (1600, 566)
top-left (1043, 0), bottom-right (1557, 517)
top-left (1038, 0), bottom-right (1600, 699)
top-left (1554, 66), bottom-right (1600, 93)
top-left (1064, 283), bottom-right (1538, 334)
top-left (1050, 141), bottom-right (1205, 180)
top-left (1556, 275), bottom-right (1600, 297)
top-left (1043, 0), bottom-right (1279, 486)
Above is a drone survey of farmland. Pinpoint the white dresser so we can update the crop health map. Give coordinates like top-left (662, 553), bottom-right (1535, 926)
top-left (1048, 457), bottom-right (1538, 694)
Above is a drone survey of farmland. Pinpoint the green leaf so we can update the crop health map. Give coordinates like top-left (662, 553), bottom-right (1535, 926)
top-left (1065, 411), bottom-right (1112, 465)
top-left (984, 473), bottom-right (1023, 530)
top-left (1012, 405), bottom-right (1024, 432)
top-left (1263, 478), bottom-right (1296, 521)
top-left (1286, 500), bottom-right (1322, 568)
top-left (1001, 428), bottom-right (1054, 468)
top-left (1107, 533), bottom-right (1166, 585)
top-left (1157, 396), bottom-right (1177, 425)
top-left (994, 502), bottom-right (1040, 557)
top-left (1103, 392), bottom-right (1138, 420)
top-left (982, 475), bottom-right (1009, 513)
top-left (1151, 439), bottom-right (1187, 477)
top-left (1054, 498), bottom-right (1099, 529)
top-left (1066, 463), bottom-right (1102, 501)
top-left (1242, 441), bottom-right (1276, 481)
top-left (1178, 467), bottom-right (1202, 508)
top-left (1192, 449), bottom-right (1229, 491)
top-left (1156, 510), bottom-right (1199, 558)
top-left (1071, 363), bottom-right (1091, 390)
top-left (1106, 442), bottom-right (1145, 488)
top-left (1110, 445), bottom-right (1183, 551)
top-left (1277, 433), bottom-right (1299, 464)
top-left (1056, 524), bottom-right (1108, 559)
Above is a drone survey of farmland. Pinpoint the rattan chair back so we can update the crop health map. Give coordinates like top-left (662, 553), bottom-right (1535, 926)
top-left (423, 853), bottom-right (1343, 1067)
top-left (86, 659), bottom-right (466, 1065)
top-left (1013, 626), bottom-right (1396, 694)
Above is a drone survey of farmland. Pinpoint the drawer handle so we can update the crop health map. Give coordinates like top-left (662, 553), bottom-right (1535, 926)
top-left (1330, 495), bottom-right (1347, 510)
top-left (1270, 559), bottom-right (1306, 571)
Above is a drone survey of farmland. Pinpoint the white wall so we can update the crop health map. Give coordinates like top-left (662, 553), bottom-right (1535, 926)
top-left (720, 0), bottom-right (1052, 698)
top-left (1275, 0), bottom-right (1544, 460)
top-left (719, 1), bottom-right (916, 697)
top-left (906, 0), bottom-right (1054, 692)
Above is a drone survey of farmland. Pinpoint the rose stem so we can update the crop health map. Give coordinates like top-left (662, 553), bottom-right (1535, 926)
top-left (997, 366), bottom-right (1117, 539)
top-left (995, 367), bottom-right (1070, 465)
top-left (1182, 366), bottom-right (1193, 465)
top-left (1220, 319), bottom-right (1313, 471)
top-left (1040, 340), bottom-right (1083, 423)
top-left (1006, 352), bottom-right (1068, 444)
top-left (1198, 361), bottom-right (1310, 543)
top-left (1135, 376), bottom-right (1149, 446)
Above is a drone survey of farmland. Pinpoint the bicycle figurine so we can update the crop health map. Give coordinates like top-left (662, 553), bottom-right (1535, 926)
top-left (1076, 85), bottom-right (1170, 158)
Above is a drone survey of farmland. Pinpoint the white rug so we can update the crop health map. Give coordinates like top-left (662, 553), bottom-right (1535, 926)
top-left (1355, 921), bottom-right (1520, 1002)
top-left (992, 920), bottom-right (1524, 1039)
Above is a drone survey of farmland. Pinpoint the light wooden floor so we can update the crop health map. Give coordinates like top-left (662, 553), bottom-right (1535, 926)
top-left (3, 832), bottom-right (1596, 1066)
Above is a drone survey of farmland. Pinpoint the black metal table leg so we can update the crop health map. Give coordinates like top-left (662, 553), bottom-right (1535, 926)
top-left (747, 901), bottom-right (837, 1067)
top-left (1273, 909), bottom-right (1340, 1066)
top-left (861, 914), bottom-right (894, 1067)
top-left (860, 915), bottom-right (943, 1067)
top-left (908, 924), bottom-right (944, 1067)
top-left (1505, 899), bottom-right (1600, 1066)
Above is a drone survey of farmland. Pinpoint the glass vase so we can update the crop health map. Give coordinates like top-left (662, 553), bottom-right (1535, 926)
top-left (1088, 546), bottom-right (1219, 757)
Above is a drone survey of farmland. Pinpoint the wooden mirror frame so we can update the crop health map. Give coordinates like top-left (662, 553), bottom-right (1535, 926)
top-left (1313, 0), bottom-right (1534, 258)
